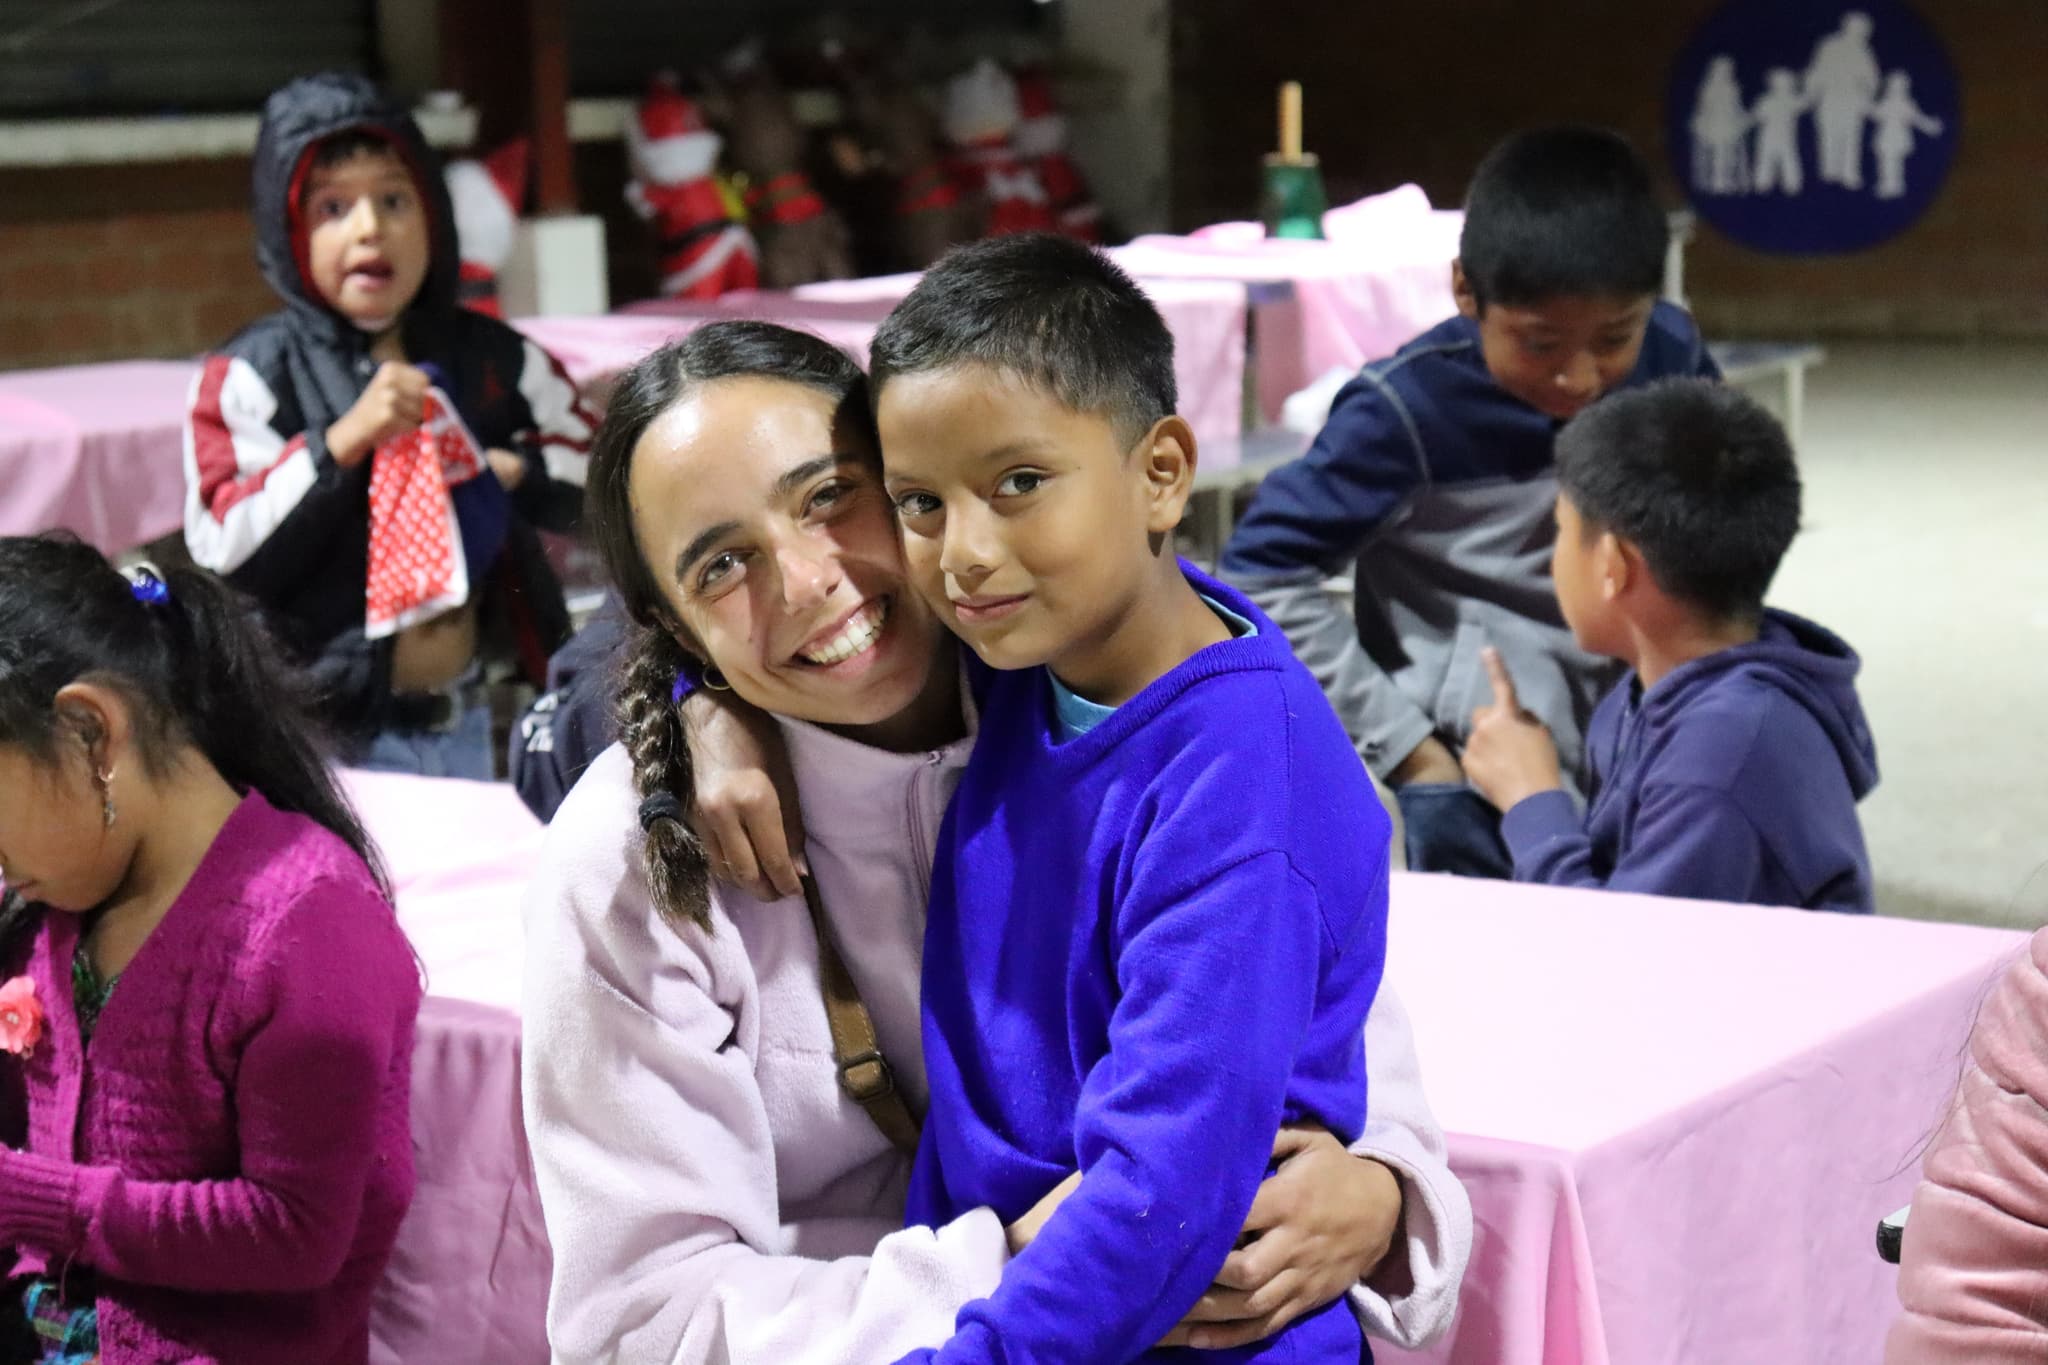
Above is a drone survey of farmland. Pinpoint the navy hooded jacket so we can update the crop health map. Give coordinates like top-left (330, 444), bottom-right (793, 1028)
top-left (181, 73), bottom-right (594, 741)
top-left (1500, 610), bottom-right (1880, 911)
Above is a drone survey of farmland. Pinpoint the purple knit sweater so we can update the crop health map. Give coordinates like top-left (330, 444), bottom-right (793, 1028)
top-left (0, 792), bottom-right (422, 1364)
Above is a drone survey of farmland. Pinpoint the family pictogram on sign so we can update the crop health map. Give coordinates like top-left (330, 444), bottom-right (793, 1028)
top-left (1668, 1), bottom-right (1957, 253)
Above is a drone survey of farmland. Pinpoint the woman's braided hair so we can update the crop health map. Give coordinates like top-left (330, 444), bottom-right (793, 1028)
top-left (584, 321), bottom-right (872, 928)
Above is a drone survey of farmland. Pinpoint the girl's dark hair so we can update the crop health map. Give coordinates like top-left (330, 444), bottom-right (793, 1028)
top-left (585, 321), bottom-right (871, 928)
top-left (0, 536), bottom-right (391, 921)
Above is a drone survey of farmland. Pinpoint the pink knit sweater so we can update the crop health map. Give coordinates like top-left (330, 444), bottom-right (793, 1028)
top-left (0, 793), bottom-right (422, 1364)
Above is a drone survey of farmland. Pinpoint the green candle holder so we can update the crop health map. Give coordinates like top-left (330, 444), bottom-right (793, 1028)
top-left (1261, 154), bottom-right (1328, 240)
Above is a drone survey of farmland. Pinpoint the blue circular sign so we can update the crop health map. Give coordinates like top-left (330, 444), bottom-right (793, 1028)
top-left (1667, 0), bottom-right (1959, 254)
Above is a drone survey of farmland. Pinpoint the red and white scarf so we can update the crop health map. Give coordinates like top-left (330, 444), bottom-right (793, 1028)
top-left (364, 389), bottom-right (486, 639)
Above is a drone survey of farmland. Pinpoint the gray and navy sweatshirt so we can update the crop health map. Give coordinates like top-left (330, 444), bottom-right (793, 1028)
top-left (1504, 610), bottom-right (1880, 912)
top-left (1220, 302), bottom-right (1718, 790)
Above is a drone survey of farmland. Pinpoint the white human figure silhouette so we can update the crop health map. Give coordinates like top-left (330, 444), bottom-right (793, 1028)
top-left (1690, 56), bottom-right (1752, 194)
top-left (1805, 11), bottom-right (1881, 189)
top-left (1869, 70), bottom-right (1944, 199)
top-left (1750, 68), bottom-right (1813, 194)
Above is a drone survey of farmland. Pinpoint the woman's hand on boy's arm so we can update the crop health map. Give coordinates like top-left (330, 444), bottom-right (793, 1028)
top-left (1004, 1171), bottom-right (1082, 1254)
top-left (996, 1129), bottom-right (1401, 1350)
top-left (681, 688), bottom-right (808, 901)
top-left (1158, 1129), bottom-right (1403, 1350)
top-left (1463, 647), bottom-right (1562, 812)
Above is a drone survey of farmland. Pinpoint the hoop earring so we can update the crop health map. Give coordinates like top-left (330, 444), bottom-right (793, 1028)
top-left (96, 767), bottom-right (117, 830)
top-left (702, 666), bottom-right (732, 692)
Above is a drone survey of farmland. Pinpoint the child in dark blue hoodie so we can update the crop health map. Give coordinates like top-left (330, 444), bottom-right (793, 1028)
top-left (1461, 378), bottom-right (1879, 911)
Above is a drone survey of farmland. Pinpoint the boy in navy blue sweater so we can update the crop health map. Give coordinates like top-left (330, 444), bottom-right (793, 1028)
top-left (873, 235), bottom-right (1390, 1362)
top-left (1218, 127), bottom-right (1720, 878)
top-left (1462, 379), bottom-right (1878, 911)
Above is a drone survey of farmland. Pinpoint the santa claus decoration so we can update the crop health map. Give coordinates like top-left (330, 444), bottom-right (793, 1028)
top-left (625, 73), bottom-right (760, 300)
top-left (1011, 67), bottom-right (1101, 243)
top-left (443, 139), bottom-right (528, 318)
top-left (943, 58), bottom-right (1056, 239)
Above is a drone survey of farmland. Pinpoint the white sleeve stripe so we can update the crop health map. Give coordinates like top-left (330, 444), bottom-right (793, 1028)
top-left (183, 441), bottom-right (322, 575)
top-left (182, 356), bottom-right (326, 575)
top-left (517, 337), bottom-right (595, 487)
top-left (544, 448), bottom-right (588, 487)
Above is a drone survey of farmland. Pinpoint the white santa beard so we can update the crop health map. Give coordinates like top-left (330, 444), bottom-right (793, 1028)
top-left (944, 60), bottom-right (1021, 147)
top-left (629, 128), bottom-right (721, 186)
top-left (445, 160), bottom-right (520, 270)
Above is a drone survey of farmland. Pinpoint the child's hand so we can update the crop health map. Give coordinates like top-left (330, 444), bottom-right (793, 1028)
top-left (1005, 1170), bottom-right (1082, 1254)
top-left (1160, 1128), bottom-right (1404, 1350)
top-left (484, 448), bottom-right (528, 491)
top-left (682, 688), bottom-right (808, 901)
top-left (1463, 647), bottom-right (1563, 812)
top-left (327, 361), bottom-right (431, 468)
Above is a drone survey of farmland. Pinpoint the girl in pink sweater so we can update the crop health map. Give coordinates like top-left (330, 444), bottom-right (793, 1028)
top-left (0, 535), bottom-right (422, 1365)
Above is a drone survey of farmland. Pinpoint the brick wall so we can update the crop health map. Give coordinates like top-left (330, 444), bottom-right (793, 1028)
top-left (7, 0), bottom-right (2039, 372)
top-left (0, 145), bottom-right (661, 373)
top-left (0, 160), bottom-right (275, 370)
top-left (1169, 0), bottom-right (2048, 340)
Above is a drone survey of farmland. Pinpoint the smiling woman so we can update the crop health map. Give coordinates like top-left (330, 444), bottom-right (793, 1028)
top-left (518, 319), bottom-right (1471, 1364)
top-left (584, 323), bottom-right (961, 855)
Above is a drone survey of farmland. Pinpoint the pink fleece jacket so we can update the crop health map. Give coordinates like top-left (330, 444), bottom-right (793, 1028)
top-left (0, 792), bottom-right (423, 1364)
top-left (1887, 926), bottom-right (2048, 1363)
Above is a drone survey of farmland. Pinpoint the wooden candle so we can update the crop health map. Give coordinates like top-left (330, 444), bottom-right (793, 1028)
top-left (1278, 81), bottom-right (1303, 162)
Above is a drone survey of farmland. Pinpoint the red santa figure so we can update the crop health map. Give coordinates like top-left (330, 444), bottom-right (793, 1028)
top-left (1011, 68), bottom-right (1101, 243)
top-left (626, 73), bottom-right (759, 300)
top-left (444, 139), bottom-right (528, 318)
top-left (943, 59), bottom-right (1055, 239)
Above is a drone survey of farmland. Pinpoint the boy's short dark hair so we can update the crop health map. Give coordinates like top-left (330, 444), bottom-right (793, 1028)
top-left (298, 129), bottom-right (404, 215)
top-left (309, 128), bottom-right (396, 175)
top-left (1459, 126), bottom-right (1667, 308)
top-left (868, 232), bottom-right (1176, 447)
top-left (1556, 378), bottom-right (1801, 622)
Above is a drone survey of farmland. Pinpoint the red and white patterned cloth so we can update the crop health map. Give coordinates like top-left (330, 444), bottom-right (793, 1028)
top-left (364, 390), bottom-right (485, 640)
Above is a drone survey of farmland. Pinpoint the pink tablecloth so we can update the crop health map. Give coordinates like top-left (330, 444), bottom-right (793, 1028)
top-left (0, 275), bottom-right (1247, 556)
top-left (0, 361), bottom-right (201, 552)
top-left (343, 783), bottom-right (2022, 1365)
top-left (0, 319), bottom-right (758, 555)
top-left (0, 313), bottom-right (737, 551)
top-left (339, 770), bottom-right (552, 1365)
top-left (1110, 184), bottom-right (1463, 422)
top-left (1378, 876), bottom-right (2021, 1365)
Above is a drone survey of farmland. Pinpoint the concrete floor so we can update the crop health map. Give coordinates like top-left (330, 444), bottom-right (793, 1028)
top-left (1760, 341), bottom-right (2048, 928)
